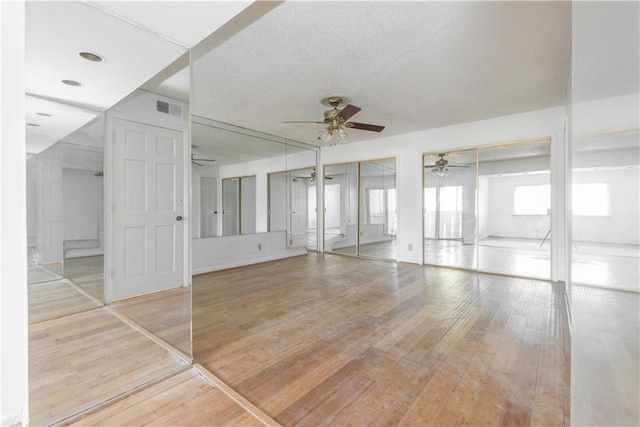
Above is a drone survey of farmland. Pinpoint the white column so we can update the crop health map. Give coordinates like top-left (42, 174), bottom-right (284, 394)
top-left (0, 1), bottom-right (29, 425)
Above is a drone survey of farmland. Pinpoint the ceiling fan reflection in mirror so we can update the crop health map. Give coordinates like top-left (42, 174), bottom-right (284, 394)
top-left (191, 153), bottom-right (216, 167)
top-left (425, 153), bottom-right (470, 179)
top-left (294, 167), bottom-right (332, 184)
top-left (284, 95), bottom-right (385, 146)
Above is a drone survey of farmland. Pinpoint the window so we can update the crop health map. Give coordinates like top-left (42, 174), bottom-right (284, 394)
top-left (573, 183), bottom-right (609, 216)
top-left (513, 184), bottom-right (550, 215)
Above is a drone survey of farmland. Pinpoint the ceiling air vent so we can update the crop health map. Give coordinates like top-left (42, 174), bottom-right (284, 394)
top-left (156, 100), bottom-right (182, 117)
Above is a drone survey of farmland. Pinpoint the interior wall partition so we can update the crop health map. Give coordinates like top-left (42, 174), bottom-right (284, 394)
top-left (423, 139), bottom-right (552, 280)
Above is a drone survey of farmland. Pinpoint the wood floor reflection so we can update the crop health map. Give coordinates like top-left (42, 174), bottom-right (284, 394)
top-left (112, 287), bottom-right (191, 356)
top-left (29, 307), bottom-right (187, 425)
top-left (193, 253), bottom-right (569, 426)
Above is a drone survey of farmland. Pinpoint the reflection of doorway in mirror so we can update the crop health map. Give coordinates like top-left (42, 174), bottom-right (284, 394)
top-left (200, 177), bottom-right (218, 237)
top-left (222, 178), bottom-right (239, 236)
top-left (290, 178), bottom-right (308, 243)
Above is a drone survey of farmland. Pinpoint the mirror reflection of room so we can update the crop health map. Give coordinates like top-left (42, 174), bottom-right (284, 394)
top-left (423, 139), bottom-right (552, 280)
top-left (424, 149), bottom-right (478, 270)
top-left (61, 121), bottom-right (105, 301)
top-left (323, 158), bottom-right (397, 261)
top-left (572, 129), bottom-right (639, 292)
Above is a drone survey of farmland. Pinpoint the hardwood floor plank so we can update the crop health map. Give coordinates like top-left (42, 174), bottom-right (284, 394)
top-left (29, 308), bottom-right (186, 426)
top-left (193, 254), bottom-right (571, 426)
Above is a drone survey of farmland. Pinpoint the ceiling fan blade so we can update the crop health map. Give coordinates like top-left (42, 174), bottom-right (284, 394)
top-left (192, 160), bottom-right (204, 167)
top-left (338, 104), bottom-right (361, 121)
top-left (348, 122), bottom-right (385, 132)
top-left (424, 164), bottom-right (438, 168)
top-left (283, 120), bottom-right (325, 124)
top-left (325, 176), bottom-right (333, 180)
top-left (192, 158), bottom-right (216, 162)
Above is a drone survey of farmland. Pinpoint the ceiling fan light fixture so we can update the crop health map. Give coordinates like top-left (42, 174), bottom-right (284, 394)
top-left (431, 166), bottom-right (449, 179)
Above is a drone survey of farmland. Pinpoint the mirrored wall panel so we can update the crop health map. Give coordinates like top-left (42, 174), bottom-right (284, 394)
top-left (324, 162), bottom-right (358, 257)
top-left (269, 166), bottom-right (318, 251)
top-left (572, 129), bottom-right (639, 292)
top-left (424, 149), bottom-right (478, 269)
top-left (359, 159), bottom-right (397, 259)
top-left (324, 158), bottom-right (397, 261)
top-left (109, 53), bottom-right (193, 358)
top-left (423, 140), bottom-right (552, 281)
top-left (477, 140), bottom-right (551, 279)
top-left (27, 142), bottom-right (64, 284)
top-left (61, 119), bottom-right (105, 302)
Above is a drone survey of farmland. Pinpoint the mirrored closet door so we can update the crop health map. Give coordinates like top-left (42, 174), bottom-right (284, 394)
top-left (423, 139), bottom-right (552, 281)
top-left (323, 158), bottom-right (397, 261)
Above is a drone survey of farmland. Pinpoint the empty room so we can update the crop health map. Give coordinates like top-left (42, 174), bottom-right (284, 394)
top-left (1, 1), bottom-right (638, 426)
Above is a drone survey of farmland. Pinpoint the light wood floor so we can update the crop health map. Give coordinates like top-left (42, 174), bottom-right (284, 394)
top-left (29, 279), bottom-right (100, 324)
top-left (64, 368), bottom-right (265, 427)
top-left (63, 255), bottom-right (104, 301)
top-left (29, 307), bottom-right (187, 425)
top-left (112, 286), bottom-right (191, 356)
top-left (193, 253), bottom-right (570, 426)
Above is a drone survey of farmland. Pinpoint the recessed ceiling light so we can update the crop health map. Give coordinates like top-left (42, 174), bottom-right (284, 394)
top-left (62, 79), bottom-right (81, 86)
top-left (36, 112), bottom-right (51, 117)
top-left (26, 123), bottom-right (40, 127)
top-left (79, 51), bottom-right (105, 62)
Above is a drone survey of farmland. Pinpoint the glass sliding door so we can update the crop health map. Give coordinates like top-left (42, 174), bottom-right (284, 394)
top-left (477, 140), bottom-right (551, 279)
top-left (359, 158), bottom-right (397, 260)
top-left (423, 149), bottom-right (478, 269)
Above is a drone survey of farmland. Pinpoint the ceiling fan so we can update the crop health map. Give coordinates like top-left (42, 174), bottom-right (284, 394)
top-left (191, 153), bottom-right (216, 167)
top-left (294, 167), bottom-right (333, 184)
top-left (425, 153), bottom-right (470, 179)
top-left (284, 95), bottom-right (385, 145)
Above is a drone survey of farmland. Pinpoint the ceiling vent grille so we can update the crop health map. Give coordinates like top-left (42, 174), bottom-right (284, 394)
top-left (156, 100), bottom-right (182, 117)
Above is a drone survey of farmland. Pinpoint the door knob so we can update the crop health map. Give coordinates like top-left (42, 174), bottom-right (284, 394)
top-left (176, 216), bottom-right (183, 221)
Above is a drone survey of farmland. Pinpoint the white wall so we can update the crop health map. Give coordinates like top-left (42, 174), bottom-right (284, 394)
top-left (192, 232), bottom-right (306, 274)
top-left (0, 2), bottom-right (29, 424)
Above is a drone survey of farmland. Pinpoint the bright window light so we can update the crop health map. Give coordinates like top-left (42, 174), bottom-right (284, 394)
top-left (573, 183), bottom-right (609, 216)
top-left (514, 184), bottom-right (550, 215)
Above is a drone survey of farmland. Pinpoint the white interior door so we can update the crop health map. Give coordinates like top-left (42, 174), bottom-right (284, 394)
top-left (112, 118), bottom-right (184, 300)
top-left (200, 177), bottom-right (218, 237)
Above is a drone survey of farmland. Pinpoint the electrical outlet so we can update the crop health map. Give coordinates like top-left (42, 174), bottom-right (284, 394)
top-left (408, 243), bottom-right (413, 251)
top-left (258, 243), bottom-right (262, 250)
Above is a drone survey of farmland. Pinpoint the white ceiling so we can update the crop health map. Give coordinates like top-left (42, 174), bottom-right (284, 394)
top-left (25, 0), bottom-right (251, 153)
top-left (192, 1), bottom-right (572, 147)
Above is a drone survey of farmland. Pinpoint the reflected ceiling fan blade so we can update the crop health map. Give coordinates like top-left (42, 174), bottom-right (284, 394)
top-left (338, 104), bottom-right (361, 121)
top-left (192, 158), bottom-right (217, 162)
top-left (347, 122), bottom-right (385, 132)
top-left (192, 160), bottom-right (204, 167)
top-left (448, 165), bottom-right (470, 168)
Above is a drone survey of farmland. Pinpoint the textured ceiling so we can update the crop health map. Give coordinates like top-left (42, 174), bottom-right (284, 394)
top-left (192, 1), bottom-right (572, 147)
